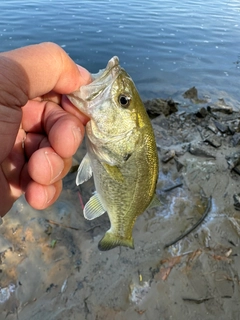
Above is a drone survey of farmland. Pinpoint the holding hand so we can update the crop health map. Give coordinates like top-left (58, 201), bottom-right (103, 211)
top-left (0, 42), bottom-right (91, 216)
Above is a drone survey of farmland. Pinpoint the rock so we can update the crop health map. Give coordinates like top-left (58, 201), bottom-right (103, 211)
top-left (226, 152), bottom-right (240, 170)
top-left (188, 142), bottom-right (216, 159)
top-left (228, 124), bottom-right (236, 135)
top-left (212, 120), bottom-right (229, 134)
top-left (161, 150), bottom-right (175, 163)
top-left (207, 104), bottom-right (233, 114)
top-left (183, 86), bottom-right (198, 100)
top-left (182, 86), bottom-right (208, 104)
top-left (174, 158), bottom-right (184, 171)
top-left (236, 121), bottom-right (240, 133)
top-left (233, 193), bottom-right (240, 211)
top-left (203, 136), bottom-right (222, 148)
top-left (144, 98), bottom-right (178, 118)
top-left (232, 133), bottom-right (240, 146)
top-left (195, 107), bottom-right (209, 118)
top-left (207, 123), bottom-right (218, 134)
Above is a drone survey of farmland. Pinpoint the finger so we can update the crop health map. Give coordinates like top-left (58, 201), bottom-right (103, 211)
top-left (0, 105), bottom-right (22, 163)
top-left (0, 128), bottom-right (28, 216)
top-left (0, 42), bottom-right (92, 108)
top-left (22, 100), bottom-right (85, 158)
top-left (28, 147), bottom-right (72, 186)
top-left (0, 169), bottom-right (16, 216)
top-left (62, 95), bottom-right (90, 126)
top-left (41, 90), bottom-right (62, 105)
top-left (25, 180), bottom-right (62, 210)
top-left (1, 128), bottom-right (26, 196)
top-left (24, 133), bottom-right (49, 159)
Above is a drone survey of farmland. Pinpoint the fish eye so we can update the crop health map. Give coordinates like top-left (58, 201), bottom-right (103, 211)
top-left (118, 94), bottom-right (131, 108)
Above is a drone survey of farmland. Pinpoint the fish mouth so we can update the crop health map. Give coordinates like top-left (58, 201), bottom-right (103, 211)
top-left (90, 56), bottom-right (121, 90)
top-left (107, 56), bottom-right (119, 69)
top-left (84, 56), bottom-right (122, 104)
top-left (67, 56), bottom-right (122, 115)
top-left (92, 56), bottom-right (120, 80)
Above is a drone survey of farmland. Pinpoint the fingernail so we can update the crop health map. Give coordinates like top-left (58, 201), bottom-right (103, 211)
top-left (72, 126), bottom-right (82, 145)
top-left (45, 185), bottom-right (56, 204)
top-left (77, 65), bottom-right (92, 85)
top-left (44, 151), bottom-right (64, 183)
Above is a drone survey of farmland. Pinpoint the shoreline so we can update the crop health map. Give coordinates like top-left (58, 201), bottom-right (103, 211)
top-left (1, 88), bottom-right (240, 319)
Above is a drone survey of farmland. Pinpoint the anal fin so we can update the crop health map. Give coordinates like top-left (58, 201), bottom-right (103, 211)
top-left (84, 193), bottom-right (106, 220)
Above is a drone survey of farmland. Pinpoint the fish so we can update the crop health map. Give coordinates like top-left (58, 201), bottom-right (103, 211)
top-left (67, 56), bottom-right (159, 251)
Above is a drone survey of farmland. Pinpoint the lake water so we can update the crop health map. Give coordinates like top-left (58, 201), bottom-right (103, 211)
top-left (0, 0), bottom-right (240, 105)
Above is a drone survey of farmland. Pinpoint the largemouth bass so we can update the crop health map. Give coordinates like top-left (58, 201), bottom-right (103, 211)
top-left (68, 57), bottom-right (159, 251)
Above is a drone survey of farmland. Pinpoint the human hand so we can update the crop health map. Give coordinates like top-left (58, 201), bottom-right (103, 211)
top-left (0, 42), bottom-right (91, 216)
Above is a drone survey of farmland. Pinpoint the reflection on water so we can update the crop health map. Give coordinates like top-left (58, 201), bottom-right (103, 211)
top-left (0, 0), bottom-right (239, 104)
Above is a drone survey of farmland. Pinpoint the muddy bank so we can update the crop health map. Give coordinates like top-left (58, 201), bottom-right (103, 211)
top-left (1, 89), bottom-right (240, 320)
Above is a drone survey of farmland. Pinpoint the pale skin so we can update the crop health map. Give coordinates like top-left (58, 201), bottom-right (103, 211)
top-left (0, 42), bottom-right (91, 217)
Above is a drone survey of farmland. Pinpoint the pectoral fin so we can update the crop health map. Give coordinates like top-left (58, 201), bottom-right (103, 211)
top-left (83, 193), bottom-right (106, 220)
top-left (76, 153), bottom-right (92, 186)
top-left (102, 163), bottom-right (124, 182)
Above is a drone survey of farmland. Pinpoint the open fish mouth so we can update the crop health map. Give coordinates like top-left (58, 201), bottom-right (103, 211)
top-left (67, 56), bottom-right (123, 115)
top-left (86, 56), bottom-right (122, 101)
top-left (92, 56), bottom-right (120, 81)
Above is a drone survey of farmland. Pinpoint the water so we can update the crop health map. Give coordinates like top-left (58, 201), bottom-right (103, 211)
top-left (0, 0), bottom-right (240, 104)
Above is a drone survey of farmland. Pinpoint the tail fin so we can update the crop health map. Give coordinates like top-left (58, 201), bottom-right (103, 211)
top-left (98, 231), bottom-right (134, 251)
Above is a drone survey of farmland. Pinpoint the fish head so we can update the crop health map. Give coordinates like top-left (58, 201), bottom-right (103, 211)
top-left (67, 56), bottom-right (146, 138)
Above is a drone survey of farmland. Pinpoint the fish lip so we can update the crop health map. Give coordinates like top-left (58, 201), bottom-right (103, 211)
top-left (91, 56), bottom-right (120, 82)
top-left (107, 56), bottom-right (119, 69)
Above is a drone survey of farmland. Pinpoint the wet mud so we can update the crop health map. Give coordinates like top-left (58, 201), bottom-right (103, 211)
top-left (1, 89), bottom-right (240, 320)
